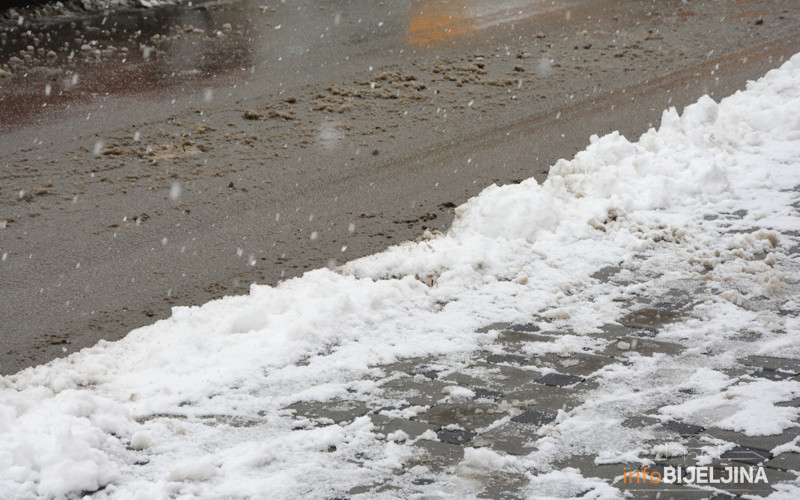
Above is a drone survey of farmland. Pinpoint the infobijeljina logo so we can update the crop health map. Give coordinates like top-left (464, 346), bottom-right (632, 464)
top-left (623, 465), bottom-right (768, 486)
top-left (620, 443), bottom-right (772, 494)
top-left (622, 465), bottom-right (769, 492)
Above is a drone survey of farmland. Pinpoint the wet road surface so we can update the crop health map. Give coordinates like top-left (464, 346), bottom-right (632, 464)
top-left (2, 0), bottom-right (800, 374)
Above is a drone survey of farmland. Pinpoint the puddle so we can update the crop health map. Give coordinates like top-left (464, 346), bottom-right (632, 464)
top-left (1, 2), bottom-right (255, 128)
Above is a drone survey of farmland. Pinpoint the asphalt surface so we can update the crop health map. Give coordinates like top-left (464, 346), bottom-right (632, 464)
top-left (2, 0), bottom-right (800, 374)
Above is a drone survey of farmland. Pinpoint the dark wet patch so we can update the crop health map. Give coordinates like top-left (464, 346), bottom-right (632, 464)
top-left (510, 410), bottom-right (555, 426)
top-left (662, 420), bottom-right (704, 436)
top-left (372, 403), bottom-right (411, 414)
top-left (472, 388), bottom-right (504, 400)
top-left (475, 322), bottom-right (512, 334)
top-left (370, 414), bottom-right (434, 441)
top-left (765, 452), bottom-right (800, 472)
top-left (285, 399), bottom-right (368, 424)
top-left (535, 373), bottom-right (583, 387)
top-left (485, 353), bottom-right (527, 364)
top-left (601, 337), bottom-right (684, 358)
top-left (508, 323), bottom-right (540, 333)
top-left (414, 369), bottom-right (441, 380)
top-left (436, 428), bottom-right (476, 445)
top-left (720, 446), bottom-right (772, 465)
top-left (418, 403), bottom-right (504, 429)
top-left (739, 356), bottom-right (800, 375)
top-left (534, 352), bottom-right (614, 377)
top-left (618, 308), bottom-right (680, 329)
top-left (621, 416), bottom-right (660, 429)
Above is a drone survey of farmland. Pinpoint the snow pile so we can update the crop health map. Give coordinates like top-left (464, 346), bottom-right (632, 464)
top-left (1, 54), bottom-right (800, 498)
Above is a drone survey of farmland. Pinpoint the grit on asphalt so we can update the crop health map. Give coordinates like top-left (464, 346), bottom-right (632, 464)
top-left (3, 0), bottom-right (800, 375)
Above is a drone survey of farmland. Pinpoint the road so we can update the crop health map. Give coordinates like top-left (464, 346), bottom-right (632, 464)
top-left (1, 0), bottom-right (799, 374)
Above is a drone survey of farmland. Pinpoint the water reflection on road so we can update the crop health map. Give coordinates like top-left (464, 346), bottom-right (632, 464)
top-left (0, 0), bottom-right (584, 129)
top-left (408, 0), bottom-right (584, 45)
top-left (1, 4), bottom-right (255, 128)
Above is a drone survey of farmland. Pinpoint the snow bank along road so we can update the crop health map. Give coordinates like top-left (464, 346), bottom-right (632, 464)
top-left (2, 1), bottom-right (800, 374)
top-left (1, 40), bottom-right (800, 499)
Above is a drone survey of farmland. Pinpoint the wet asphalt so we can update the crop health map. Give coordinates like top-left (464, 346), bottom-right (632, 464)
top-left (2, 0), bottom-right (800, 374)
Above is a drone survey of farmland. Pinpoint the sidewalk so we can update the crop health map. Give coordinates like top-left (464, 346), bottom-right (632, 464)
top-left (275, 57), bottom-right (800, 498)
top-left (285, 221), bottom-right (800, 497)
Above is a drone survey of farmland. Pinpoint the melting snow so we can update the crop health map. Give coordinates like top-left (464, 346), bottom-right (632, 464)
top-left (2, 53), bottom-right (800, 498)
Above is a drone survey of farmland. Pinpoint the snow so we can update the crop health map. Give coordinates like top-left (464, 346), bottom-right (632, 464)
top-left (659, 378), bottom-right (800, 436)
top-left (2, 53), bottom-right (800, 498)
